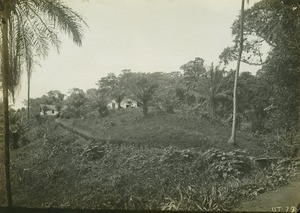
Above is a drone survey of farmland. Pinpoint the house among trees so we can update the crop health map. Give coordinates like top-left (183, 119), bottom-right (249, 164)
top-left (40, 104), bottom-right (59, 116)
top-left (107, 98), bottom-right (139, 110)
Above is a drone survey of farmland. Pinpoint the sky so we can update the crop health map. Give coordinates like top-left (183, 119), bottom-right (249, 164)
top-left (12, 0), bottom-right (260, 109)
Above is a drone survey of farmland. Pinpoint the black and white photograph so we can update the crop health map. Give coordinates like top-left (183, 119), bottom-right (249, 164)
top-left (1, 0), bottom-right (300, 212)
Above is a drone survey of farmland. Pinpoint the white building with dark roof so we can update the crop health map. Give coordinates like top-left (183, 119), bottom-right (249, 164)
top-left (40, 104), bottom-right (59, 116)
top-left (107, 98), bottom-right (139, 110)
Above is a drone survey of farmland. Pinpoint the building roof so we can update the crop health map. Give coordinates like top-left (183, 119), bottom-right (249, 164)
top-left (40, 104), bottom-right (57, 111)
top-left (108, 98), bottom-right (137, 103)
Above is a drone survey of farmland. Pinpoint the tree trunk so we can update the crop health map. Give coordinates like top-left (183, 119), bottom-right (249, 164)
top-left (209, 99), bottom-right (217, 119)
top-left (295, 105), bottom-right (300, 156)
top-left (117, 101), bottom-right (121, 109)
top-left (116, 95), bottom-right (123, 109)
top-left (27, 73), bottom-right (30, 124)
top-left (228, 0), bottom-right (245, 146)
top-left (1, 2), bottom-right (13, 206)
top-left (142, 103), bottom-right (148, 117)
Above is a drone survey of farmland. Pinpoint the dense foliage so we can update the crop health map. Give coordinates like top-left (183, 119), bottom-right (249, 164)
top-left (220, 0), bottom-right (300, 144)
top-left (10, 119), bottom-right (300, 210)
top-left (7, 0), bottom-right (300, 209)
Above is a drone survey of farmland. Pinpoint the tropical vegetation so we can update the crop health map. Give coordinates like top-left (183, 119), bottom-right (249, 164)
top-left (1, 0), bottom-right (300, 211)
top-left (0, 0), bottom-right (86, 206)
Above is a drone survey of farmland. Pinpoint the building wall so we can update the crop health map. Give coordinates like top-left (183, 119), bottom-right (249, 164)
top-left (120, 99), bottom-right (138, 108)
top-left (40, 110), bottom-right (59, 116)
top-left (107, 100), bottom-right (117, 110)
top-left (107, 99), bottom-right (138, 110)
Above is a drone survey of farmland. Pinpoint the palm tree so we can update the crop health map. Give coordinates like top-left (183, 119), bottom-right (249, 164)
top-left (184, 63), bottom-right (231, 119)
top-left (129, 77), bottom-right (158, 116)
top-left (228, 0), bottom-right (245, 145)
top-left (201, 64), bottom-right (232, 119)
top-left (0, 0), bottom-right (86, 206)
top-left (27, 60), bottom-right (32, 124)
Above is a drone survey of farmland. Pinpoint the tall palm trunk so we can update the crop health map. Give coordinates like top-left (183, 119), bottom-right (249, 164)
top-left (1, 2), bottom-right (13, 206)
top-left (27, 72), bottom-right (30, 124)
top-left (228, 0), bottom-right (245, 145)
top-left (142, 102), bottom-right (148, 117)
top-left (1, 0), bottom-right (85, 205)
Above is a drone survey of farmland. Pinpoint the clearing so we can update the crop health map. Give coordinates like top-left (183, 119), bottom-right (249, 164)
top-left (58, 108), bottom-right (269, 157)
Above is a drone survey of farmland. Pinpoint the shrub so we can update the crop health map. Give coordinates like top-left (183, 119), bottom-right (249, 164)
top-left (61, 110), bottom-right (74, 119)
top-left (260, 133), bottom-right (300, 157)
top-left (97, 104), bottom-right (109, 117)
top-left (159, 147), bottom-right (198, 164)
top-left (262, 159), bottom-right (300, 189)
top-left (203, 148), bottom-right (254, 180)
top-left (11, 119), bottom-right (300, 210)
top-left (85, 110), bottom-right (99, 119)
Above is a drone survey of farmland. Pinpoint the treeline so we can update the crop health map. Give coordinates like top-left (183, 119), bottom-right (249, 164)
top-left (20, 56), bottom-right (286, 136)
top-left (10, 0), bottom-right (300, 147)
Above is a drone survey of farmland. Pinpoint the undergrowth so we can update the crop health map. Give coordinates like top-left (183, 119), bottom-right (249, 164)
top-left (10, 119), bottom-right (300, 210)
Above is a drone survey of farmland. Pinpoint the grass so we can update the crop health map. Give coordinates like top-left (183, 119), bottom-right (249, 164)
top-left (8, 110), bottom-right (300, 210)
top-left (60, 107), bottom-right (268, 157)
top-left (9, 119), bottom-right (300, 210)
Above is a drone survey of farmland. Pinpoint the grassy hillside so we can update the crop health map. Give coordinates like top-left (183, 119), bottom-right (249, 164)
top-left (10, 118), bottom-right (300, 210)
top-left (60, 107), bottom-right (265, 157)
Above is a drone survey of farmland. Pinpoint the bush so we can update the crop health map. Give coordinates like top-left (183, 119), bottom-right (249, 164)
top-left (97, 104), bottom-right (109, 117)
top-left (11, 119), bottom-right (300, 210)
top-left (260, 133), bottom-right (300, 157)
top-left (84, 110), bottom-right (99, 119)
top-left (262, 159), bottom-right (300, 189)
top-left (159, 147), bottom-right (198, 164)
top-left (203, 148), bottom-right (254, 180)
top-left (61, 110), bottom-right (74, 119)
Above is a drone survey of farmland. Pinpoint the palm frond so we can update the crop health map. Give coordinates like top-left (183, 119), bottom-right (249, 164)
top-left (29, 0), bottom-right (88, 46)
top-left (1, 0), bottom-right (87, 97)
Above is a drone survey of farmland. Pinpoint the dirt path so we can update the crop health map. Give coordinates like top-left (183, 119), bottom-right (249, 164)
top-left (55, 118), bottom-right (98, 140)
top-left (55, 119), bottom-right (133, 146)
top-left (234, 177), bottom-right (300, 212)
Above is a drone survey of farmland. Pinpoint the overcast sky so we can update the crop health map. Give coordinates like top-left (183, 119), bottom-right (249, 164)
top-left (12, 0), bottom-right (259, 109)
